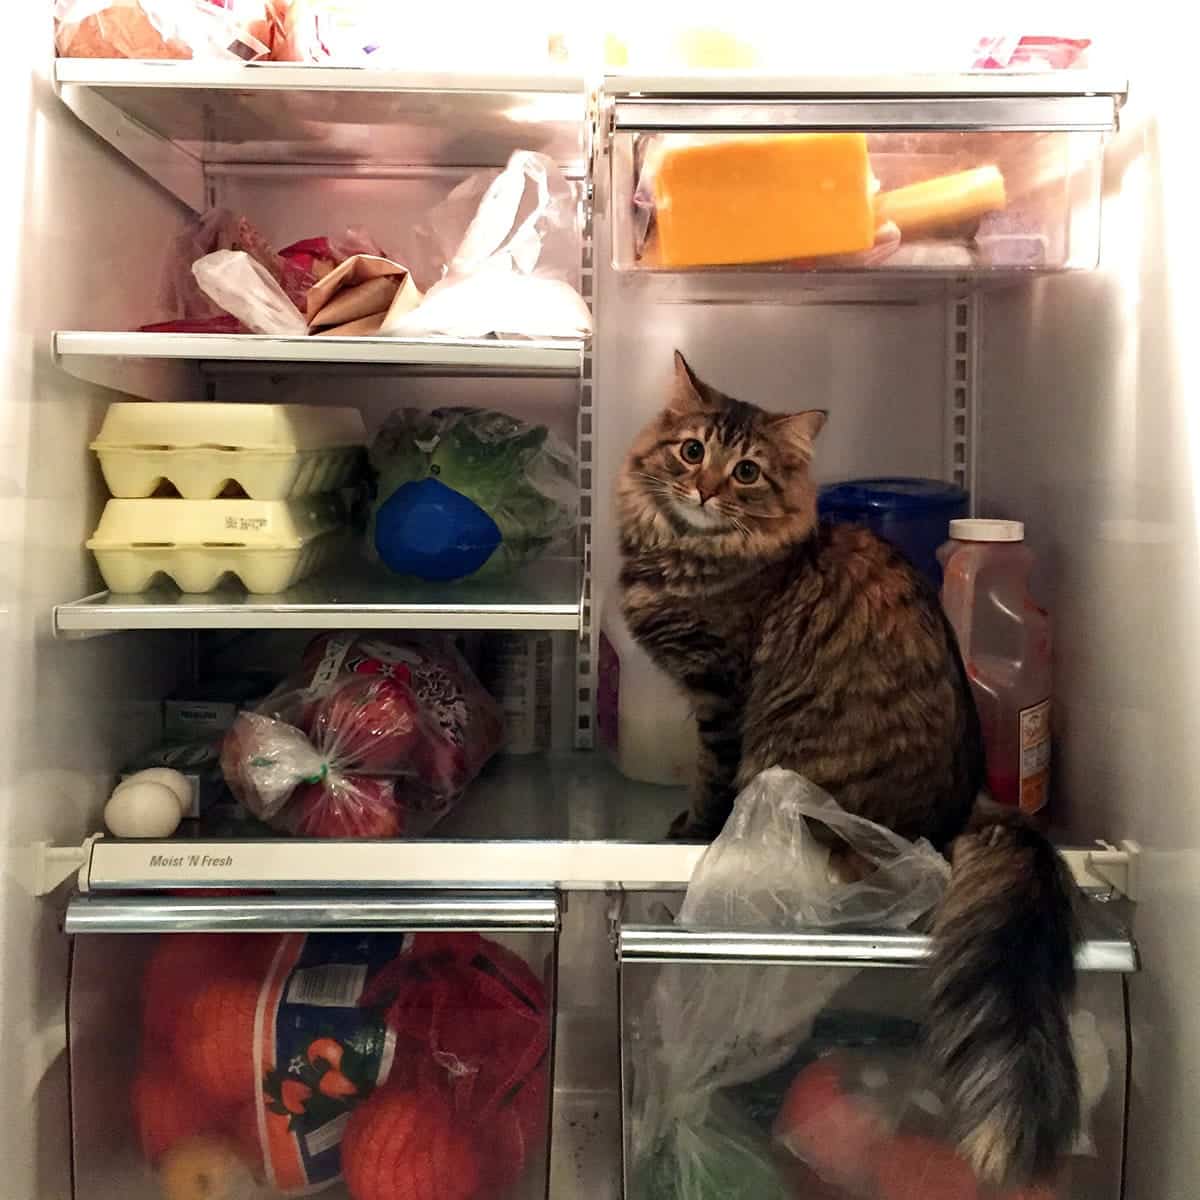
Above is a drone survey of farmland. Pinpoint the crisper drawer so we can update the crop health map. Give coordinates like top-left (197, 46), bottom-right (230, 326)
top-left (607, 90), bottom-right (1120, 275)
top-left (618, 902), bottom-right (1136, 1200)
top-left (66, 891), bottom-right (558, 1200)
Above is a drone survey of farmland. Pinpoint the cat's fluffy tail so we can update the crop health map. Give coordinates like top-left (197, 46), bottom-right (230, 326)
top-left (928, 813), bottom-right (1080, 1187)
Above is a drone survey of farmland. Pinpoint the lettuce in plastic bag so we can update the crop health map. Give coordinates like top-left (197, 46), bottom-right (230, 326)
top-left (368, 406), bottom-right (576, 581)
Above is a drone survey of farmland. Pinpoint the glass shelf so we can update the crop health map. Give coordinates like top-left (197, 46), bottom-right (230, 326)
top-left (54, 558), bottom-right (582, 635)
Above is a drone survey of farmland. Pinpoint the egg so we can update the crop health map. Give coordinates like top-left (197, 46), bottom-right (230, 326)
top-left (119, 768), bottom-right (193, 817)
top-left (104, 779), bottom-right (182, 838)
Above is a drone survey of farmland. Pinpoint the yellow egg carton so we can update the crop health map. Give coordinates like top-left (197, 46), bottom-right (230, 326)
top-left (87, 496), bottom-right (347, 594)
top-left (91, 402), bottom-right (366, 500)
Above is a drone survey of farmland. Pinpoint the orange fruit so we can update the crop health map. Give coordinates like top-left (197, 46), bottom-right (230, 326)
top-left (875, 1135), bottom-right (979, 1200)
top-left (141, 934), bottom-right (271, 1044)
top-left (342, 1086), bottom-right (479, 1200)
top-left (178, 977), bottom-right (259, 1106)
top-left (130, 1067), bottom-right (220, 1163)
top-left (227, 1101), bottom-right (264, 1178)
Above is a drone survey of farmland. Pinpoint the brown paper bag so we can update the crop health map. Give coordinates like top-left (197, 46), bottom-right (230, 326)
top-left (306, 255), bottom-right (423, 332)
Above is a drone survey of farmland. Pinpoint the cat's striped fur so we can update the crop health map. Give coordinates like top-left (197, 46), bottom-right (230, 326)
top-left (617, 351), bottom-right (1080, 1187)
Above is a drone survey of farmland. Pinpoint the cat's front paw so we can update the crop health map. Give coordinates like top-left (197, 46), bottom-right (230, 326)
top-left (667, 810), bottom-right (716, 841)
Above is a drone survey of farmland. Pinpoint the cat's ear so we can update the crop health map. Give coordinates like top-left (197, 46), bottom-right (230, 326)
top-left (670, 350), bottom-right (718, 415)
top-left (769, 409), bottom-right (828, 458)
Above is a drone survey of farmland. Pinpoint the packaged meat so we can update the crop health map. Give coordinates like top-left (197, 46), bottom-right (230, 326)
top-left (86, 496), bottom-right (347, 594)
top-left (91, 402), bottom-right (367, 500)
top-left (54, 0), bottom-right (273, 61)
top-left (221, 633), bottom-right (504, 836)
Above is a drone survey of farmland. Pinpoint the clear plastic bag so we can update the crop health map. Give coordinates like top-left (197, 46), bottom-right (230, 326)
top-left (54, 0), bottom-right (273, 60)
top-left (629, 769), bottom-right (950, 1200)
top-left (192, 249), bottom-right (308, 336)
top-left (220, 633), bottom-right (504, 837)
top-left (368, 407), bottom-right (577, 582)
top-left (382, 151), bottom-right (591, 339)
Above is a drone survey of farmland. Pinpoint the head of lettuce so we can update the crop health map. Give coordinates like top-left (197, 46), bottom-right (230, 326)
top-left (368, 407), bottom-right (577, 582)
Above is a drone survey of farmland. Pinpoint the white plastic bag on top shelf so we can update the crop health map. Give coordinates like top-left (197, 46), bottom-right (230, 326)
top-left (628, 769), bottom-right (950, 1200)
top-left (383, 151), bottom-right (591, 340)
top-left (192, 249), bottom-right (308, 336)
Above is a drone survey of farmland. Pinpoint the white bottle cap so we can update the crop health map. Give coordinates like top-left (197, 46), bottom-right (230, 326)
top-left (949, 518), bottom-right (1025, 542)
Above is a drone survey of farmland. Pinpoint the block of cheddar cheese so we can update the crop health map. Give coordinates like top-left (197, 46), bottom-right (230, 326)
top-left (651, 133), bottom-right (875, 268)
top-left (875, 165), bottom-right (1007, 240)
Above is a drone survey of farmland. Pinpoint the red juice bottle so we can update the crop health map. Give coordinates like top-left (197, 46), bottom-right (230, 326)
top-left (938, 519), bottom-right (1052, 814)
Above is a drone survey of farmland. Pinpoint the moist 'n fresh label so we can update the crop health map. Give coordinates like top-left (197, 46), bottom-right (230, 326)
top-left (1019, 698), bottom-right (1051, 814)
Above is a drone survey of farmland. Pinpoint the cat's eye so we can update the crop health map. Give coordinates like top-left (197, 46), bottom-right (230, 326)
top-left (733, 459), bottom-right (761, 484)
top-left (679, 439), bottom-right (705, 464)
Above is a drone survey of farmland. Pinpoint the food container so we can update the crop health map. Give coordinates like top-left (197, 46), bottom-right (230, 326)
top-left (610, 125), bottom-right (1108, 274)
top-left (818, 478), bottom-right (968, 586)
top-left (91, 402), bottom-right (367, 499)
top-left (86, 496), bottom-right (347, 594)
top-left (66, 895), bottom-right (558, 1200)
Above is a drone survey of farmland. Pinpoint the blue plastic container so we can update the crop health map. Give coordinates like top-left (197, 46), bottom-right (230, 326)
top-left (818, 478), bottom-right (969, 586)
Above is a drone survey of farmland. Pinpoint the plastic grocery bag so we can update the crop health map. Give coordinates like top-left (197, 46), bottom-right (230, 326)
top-left (221, 632), bottom-right (504, 837)
top-left (54, 0), bottom-right (272, 60)
top-left (368, 407), bottom-right (577, 582)
top-left (628, 769), bottom-right (949, 1200)
top-left (192, 249), bottom-right (308, 336)
top-left (383, 151), bottom-right (591, 339)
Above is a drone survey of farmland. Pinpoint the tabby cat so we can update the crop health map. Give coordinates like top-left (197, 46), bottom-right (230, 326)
top-left (617, 351), bottom-right (1080, 1188)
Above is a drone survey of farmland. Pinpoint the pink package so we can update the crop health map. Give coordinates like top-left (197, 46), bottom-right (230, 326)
top-left (972, 36), bottom-right (1091, 71)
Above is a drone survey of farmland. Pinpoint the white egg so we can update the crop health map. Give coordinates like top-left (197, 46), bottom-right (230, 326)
top-left (104, 780), bottom-right (183, 838)
top-left (118, 768), bottom-right (193, 817)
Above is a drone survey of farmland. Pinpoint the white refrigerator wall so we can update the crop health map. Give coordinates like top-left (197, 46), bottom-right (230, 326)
top-left (977, 46), bottom-right (1198, 1200)
top-left (0, 12), bottom-right (190, 1199)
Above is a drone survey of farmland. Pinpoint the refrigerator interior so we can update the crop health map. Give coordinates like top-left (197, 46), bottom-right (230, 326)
top-left (0, 12), bottom-right (1187, 1200)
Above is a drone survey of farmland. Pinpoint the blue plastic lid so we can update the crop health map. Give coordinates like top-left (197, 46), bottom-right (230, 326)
top-left (819, 478), bottom-right (969, 515)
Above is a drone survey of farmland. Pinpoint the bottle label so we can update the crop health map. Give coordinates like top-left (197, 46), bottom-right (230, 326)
top-left (1019, 698), bottom-right (1051, 813)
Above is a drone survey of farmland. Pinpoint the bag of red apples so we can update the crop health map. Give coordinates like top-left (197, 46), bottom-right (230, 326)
top-left (221, 632), bottom-right (503, 837)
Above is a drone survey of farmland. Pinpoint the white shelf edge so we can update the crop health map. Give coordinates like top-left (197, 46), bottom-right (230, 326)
top-left (604, 70), bottom-right (1129, 99)
top-left (53, 331), bottom-right (586, 377)
top-left (78, 839), bottom-right (1124, 896)
top-left (53, 595), bottom-right (582, 636)
top-left (83, 838), bottom-right (708, 892)
top-left (54, 58), bottom-right (588, 96)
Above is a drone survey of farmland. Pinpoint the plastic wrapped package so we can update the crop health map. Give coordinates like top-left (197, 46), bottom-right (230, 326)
top-left (221, 633), bottom-right (504, 837)
top-left (368, 407), bottom-right (577, 582)
top-left (192, 250), bottom-right (308, 335)
top-left (54, 0), bottom-right (273, 60)
top-left (383, 151), bottom-right (591, 339)
top-left (627, 770), bottom-right (950, 1200)
top-left (150, 208), bottom-right (384, 331)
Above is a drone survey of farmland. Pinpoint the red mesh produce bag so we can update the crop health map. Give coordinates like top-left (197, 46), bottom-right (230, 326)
top-left (221, 634), bottom-right (504, 838)
top-left (359, 931), bottom-right (551, 1191)
top-left (341, 1085), bottom-right (481, 1200)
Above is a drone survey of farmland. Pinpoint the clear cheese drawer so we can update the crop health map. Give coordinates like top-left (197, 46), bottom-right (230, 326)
top-left (66, 892), bottom-right (557, 1200)
top-left (606, 84), bottom-right (1122, 277)
top-left (617, 897), bottom-right (1136, 1200)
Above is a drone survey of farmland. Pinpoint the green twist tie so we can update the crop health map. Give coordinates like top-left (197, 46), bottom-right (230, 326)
top-left (302, 761), bottom-right (330, 786)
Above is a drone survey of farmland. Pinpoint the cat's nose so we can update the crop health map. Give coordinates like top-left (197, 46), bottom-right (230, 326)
top-left (696, 488), bottom-right (713, 506)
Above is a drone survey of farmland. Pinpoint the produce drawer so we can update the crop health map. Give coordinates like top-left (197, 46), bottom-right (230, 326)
top-left (66, 891), bottom-right (558, 1200)
top-left (618, 899), bottom-right (1136, 1200)
top-left (606, 87), bottom-right (1121, 276)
